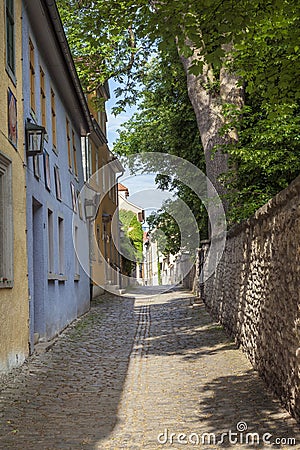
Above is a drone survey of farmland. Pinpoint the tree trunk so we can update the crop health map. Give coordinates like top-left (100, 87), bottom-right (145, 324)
top-left (179, 46), bottom-right (244, 213)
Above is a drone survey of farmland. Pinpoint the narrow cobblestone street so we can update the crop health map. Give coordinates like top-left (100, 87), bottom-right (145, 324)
top-left (0, 287), bottom-right (298, 449)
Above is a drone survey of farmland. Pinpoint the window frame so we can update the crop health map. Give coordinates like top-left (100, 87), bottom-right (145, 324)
top-left (72, 130), bottom-right (78, 177)
top-left (74, 225), bottom-right (80, 278)
top-left (40, 66), bottom-right (46, 129)
top-left (0, 151), bottom-right (13, 288)
top-left (51, 88), bottom-right (57, 151)
top-left (47, 208), bottom-right (54, 274)
top-left (58, 216), bottom-right (65, 275)
top-left (29, 39), bottom-right (36, 113)
top-left (95, 149), bottom-right (100, 185)
top-left (5, 0), bottom-right (15, 78)
top-left (66, 118), bottom-right (72, 169)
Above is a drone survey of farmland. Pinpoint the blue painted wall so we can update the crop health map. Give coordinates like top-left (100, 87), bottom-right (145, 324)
top-left (22, 4), bottom-right (90, 350)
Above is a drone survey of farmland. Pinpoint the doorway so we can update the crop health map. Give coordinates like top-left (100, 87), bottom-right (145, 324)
top-left (30, 198), bottom-right (45, 352)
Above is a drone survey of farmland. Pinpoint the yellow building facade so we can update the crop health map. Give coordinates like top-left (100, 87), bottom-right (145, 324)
top-left (83, 85), bottom-right (123, 295)
top-left (0, 0), bottom-right (29, 371)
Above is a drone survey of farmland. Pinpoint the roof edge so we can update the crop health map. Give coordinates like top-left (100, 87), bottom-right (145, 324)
top-left (42, 0), bottom-right (93, 134)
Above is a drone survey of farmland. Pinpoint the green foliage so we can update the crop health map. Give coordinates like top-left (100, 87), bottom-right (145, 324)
top-left (57, 0), bottom-right (154, 103)
top-left (157, 260), bottom-right (162, 286)
top-left (147, 195), bottom-right (206, 257)
top-left (215, 1), bottom-right (300, 222)
top-left (58, 0), bottom-right (300, 106)
top-left (119, 210), bottom-right (143, 270)
top-left (221, 100), bottom-right (300, 223)
top-left (113, 46), bottom-right (204, 165)
top-left (230, 1), bottom-right (300, 106)
top-left (58, 0), bottom-right (300, 224)
top-left (115, 49), bottom-right (208, 251)
top-left (147, 209), bottom-right (181, 257)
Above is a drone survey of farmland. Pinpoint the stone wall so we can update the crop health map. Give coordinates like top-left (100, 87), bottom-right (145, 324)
top-left (203, 176), bottom-right (300, 422)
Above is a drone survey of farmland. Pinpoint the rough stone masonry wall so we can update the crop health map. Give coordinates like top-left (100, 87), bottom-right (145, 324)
top-left (204, 175), bottom-right (300, 422)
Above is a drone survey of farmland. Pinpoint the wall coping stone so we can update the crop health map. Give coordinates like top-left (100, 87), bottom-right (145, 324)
top-left (227, 175), bottom-right (300, 240)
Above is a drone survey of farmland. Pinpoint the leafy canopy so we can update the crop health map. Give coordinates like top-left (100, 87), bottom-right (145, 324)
top-left (58, 0), bottom-right (300, 224)
top-left (58, 0), bottom-right (300, 110)
top-left (114, 48), bottom-right (208, 252)
top-left (119, 209), bottom-right (143, 262)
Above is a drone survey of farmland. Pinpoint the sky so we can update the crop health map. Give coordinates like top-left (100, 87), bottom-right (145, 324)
top-left (106, 79), bottom-right (136, 149)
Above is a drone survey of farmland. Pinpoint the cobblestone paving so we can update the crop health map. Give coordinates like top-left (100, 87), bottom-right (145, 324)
top-left (0, 287), bottom-right (298, 450)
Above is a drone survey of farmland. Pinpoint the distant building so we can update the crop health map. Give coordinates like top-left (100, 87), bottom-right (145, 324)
top-left (143, 231), bottom-right (160, 286)
top-left (0, 0), bottom-right (29, 372)
top-left (22, 0), bottom-right (91, 350)
top-left (118, 183), bottom-right (129, 198)
top-left (143, 232), bottom-right (189, 287)
top-left (161, 254), bottom-right (176, 285)
top-left (118, 186), bottom-right (145, 224)
top-left (119, 184), bottom-right (144, 283)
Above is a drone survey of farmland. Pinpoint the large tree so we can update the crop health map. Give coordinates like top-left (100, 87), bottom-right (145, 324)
top-left (58, 0), bottom-right (300, 219)
top-left (114, 49), bottom-right (209, 246)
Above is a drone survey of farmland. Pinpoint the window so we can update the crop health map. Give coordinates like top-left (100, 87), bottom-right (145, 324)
top-left (44, 151), bottom-right (50, 190)
top-left (29, 39), bottom-right (35, 112)
top-left (70, 182), bottom-right (77, 213)
top-left (40, 67), bottom-right (46, 128)
top-left (51, 89), bottom-right (57, 149)
top-left (0, 152), bottom-right (13, 287)
top-left (58, 217), bottom-right (64, 274)
top-left (138, 211), bottom-right (145, 223)
top-left (81, 137), bottom-right (92, 181)
top-left (108, 168), bottom-right (114, 200)
top-left (97, 109), bottom-right (107, 136)
top-left (102, 158), bottom-right (106, 194)
top-left (47, 209), bottom-right (54, 273)
top-left (112, 172), bottom-right (116, 203)
top-left (87, 140), bottom-right (92, 180)
top-left (54, 165), bottom-right (61, 201)
top-left (6, 0), bottom-right (15, 75)
top-left (72, 130), bottom-right (78, 177)
top-left (74, 225), bottom-right (79, 276)
top-left (66, 118), bottom-right (72, 169)
top-left (95, 150), bottom-right (100, 185)
top-left (33, 155), bottom-right (40, 179)
top-left (96, 225), bottom-right (101, 263)
top-left (77, 190), bottom-right (83, 219)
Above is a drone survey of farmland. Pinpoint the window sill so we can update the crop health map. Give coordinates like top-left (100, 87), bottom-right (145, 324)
top-left (48, 273), bottom-right (67, 282)
top-left (57, 274), bottom-right (67, 282)
top-left (0, 281), bottom-right (13, 289)
top-left (74, 274), bottom-right (80, 281)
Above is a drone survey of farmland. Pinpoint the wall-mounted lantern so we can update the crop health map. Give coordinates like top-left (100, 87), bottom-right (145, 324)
top-left (84, 192), bottom-right (101, 221)
top-left (84, 199), bottom-right (96, 220)
top-left (25, 119), bottom-right (46, 156)
top-left (84, 192), bottom-right (100, 220)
